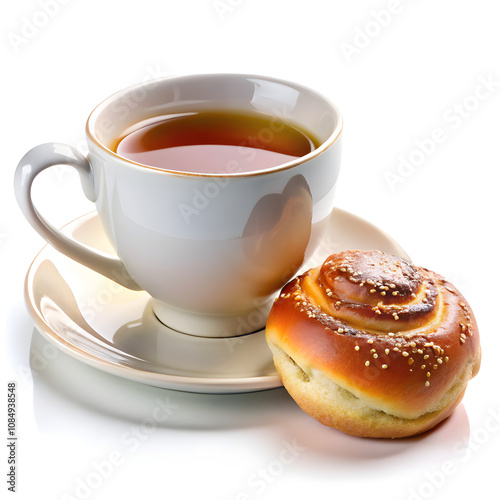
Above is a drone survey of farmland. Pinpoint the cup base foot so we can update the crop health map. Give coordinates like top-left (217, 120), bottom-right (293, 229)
top-left (151, 299), bottom-right (273, 338)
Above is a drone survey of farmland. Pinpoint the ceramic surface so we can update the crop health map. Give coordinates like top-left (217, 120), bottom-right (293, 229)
top-left (24, 208), bottom-right (409, 394)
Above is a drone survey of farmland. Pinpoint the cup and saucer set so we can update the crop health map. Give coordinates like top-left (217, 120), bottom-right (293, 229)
top-left (15, 74), bottom-right (409, 394)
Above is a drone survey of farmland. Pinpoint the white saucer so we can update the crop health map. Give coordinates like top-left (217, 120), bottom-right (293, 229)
top-left (24, 209), bottom-right (410, 394)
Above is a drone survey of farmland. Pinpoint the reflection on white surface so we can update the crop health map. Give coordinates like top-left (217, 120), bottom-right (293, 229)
top-left (9, 310), bottom-right (477, 500)
top-left (29, 328), bottom-right (288, 432)
top-left (248, 78), bottom-right (300, 115)
top-left (30, 330), bottom-right (469, 448)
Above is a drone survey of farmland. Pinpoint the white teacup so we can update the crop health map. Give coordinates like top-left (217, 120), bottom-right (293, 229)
top-left (15, 74), bottom-right (342, 337)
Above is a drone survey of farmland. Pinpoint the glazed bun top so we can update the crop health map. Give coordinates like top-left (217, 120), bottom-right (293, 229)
top-left (314, 250), bottom-right (444, 332)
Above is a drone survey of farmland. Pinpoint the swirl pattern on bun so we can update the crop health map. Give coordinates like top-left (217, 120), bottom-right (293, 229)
top-left (265, 250), bottom-right (481, 438)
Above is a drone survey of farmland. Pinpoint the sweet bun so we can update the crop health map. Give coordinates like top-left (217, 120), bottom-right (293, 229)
top-left (265, 250), bottom-right (481, 438)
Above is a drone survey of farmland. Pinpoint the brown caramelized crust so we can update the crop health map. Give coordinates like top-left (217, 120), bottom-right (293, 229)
top-left (265, 250), bottom-right (481, 438)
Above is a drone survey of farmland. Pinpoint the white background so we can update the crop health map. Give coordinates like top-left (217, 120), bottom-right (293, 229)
top-left (2, 1), bottom-right (499, 499)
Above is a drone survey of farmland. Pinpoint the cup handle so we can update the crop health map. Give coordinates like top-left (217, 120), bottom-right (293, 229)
top-left (14, 143), bottom-right (142, 291)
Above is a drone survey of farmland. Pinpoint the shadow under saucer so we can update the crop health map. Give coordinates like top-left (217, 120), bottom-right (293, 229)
top-left (28, 328), bottom-right (294, 433)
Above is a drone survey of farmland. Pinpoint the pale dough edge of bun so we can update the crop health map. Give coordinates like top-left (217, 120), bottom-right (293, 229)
top-left (267, 338), bottom-right (472, 439)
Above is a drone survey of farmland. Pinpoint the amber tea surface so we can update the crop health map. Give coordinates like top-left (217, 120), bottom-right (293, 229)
top-left (113, 110), bottom-right (320, 174)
